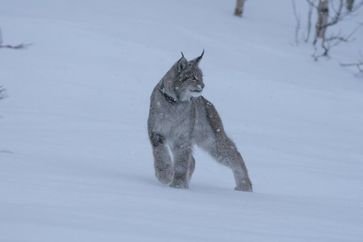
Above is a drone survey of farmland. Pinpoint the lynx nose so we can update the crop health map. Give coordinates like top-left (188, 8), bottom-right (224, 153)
top-left (197, 83), bottom-right (204, 90)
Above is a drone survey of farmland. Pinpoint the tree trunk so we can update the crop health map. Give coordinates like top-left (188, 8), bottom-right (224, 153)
top-left (346, 0), bottom-right (354, 11)
top-left (234, 0), bottom-right (246, 17)
top-left (315, 0), bottom-right (329, 44)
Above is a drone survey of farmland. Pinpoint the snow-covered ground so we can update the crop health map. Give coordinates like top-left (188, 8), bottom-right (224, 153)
top-left (1, 0), bottom-right (363, 241)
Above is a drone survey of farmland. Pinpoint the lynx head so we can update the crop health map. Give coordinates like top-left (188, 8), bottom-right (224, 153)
top-left (160, 51), bottom-right (205, 102)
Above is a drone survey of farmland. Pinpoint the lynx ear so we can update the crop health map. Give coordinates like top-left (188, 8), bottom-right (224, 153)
top-left (191, 49), bottom-right (205, 65)
top-left (177, 52), bottom-right (188, 73)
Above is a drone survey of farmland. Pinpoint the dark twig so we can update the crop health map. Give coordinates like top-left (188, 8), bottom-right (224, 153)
top-left (0, 43), bottom-right (31, 49)
top-left (341, 52), bottom-right (363, 72)
top-left (305, 1), bottom-right (314, 42)
top-left (0, 85), bottom-right (6, 100)
top-left (0, 27), bottom-right (30, 50)
top-left (340, 62), bottom-right (363, 71)
top-left (292, 0), bottom-right (302, 45)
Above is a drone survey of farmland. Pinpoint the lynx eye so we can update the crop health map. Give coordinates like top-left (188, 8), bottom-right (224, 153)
top-left (180, 75), bottom-right (189, 82)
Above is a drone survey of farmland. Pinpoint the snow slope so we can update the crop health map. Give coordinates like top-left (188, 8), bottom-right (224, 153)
top-left (1, 0), bottom-right (363, 241)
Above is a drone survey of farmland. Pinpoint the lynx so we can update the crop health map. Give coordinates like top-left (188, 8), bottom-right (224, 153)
top-left (147, 51), bottom-right (252, 191)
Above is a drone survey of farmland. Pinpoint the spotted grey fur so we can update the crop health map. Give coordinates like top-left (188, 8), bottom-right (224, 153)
top-left (147, 52), bottom-right (252, 191)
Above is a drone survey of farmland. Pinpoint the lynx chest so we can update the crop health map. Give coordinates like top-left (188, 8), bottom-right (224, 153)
top-left (150, 100), bottom-right (196, 140)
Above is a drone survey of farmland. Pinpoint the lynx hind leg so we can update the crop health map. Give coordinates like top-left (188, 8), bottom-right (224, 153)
top-left (198, 98), bottom-right (253, 192)
top-left (150, 132), bottom-right (173, 184)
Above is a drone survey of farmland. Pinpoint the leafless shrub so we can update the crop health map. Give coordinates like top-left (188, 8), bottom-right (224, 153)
top-left (293, 0), bottom-right (363, 60)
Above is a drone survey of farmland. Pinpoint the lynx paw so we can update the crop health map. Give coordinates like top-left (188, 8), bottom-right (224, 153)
top-left (155, 167), bottom-right (173, 185)
top-left (235, 179), bottom-right (253, 192)
top-left (169, 179), bottom-right (189, 189)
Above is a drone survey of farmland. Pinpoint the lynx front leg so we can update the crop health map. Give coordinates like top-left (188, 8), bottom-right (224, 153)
top-left (197, 97), bottom-right (253, 191)
top-left (150, 132), bottom-right (173, 184)
top-left (169, 142), bottom-right (193, 189)
top-left (218, 138), bottom-right (252, 191)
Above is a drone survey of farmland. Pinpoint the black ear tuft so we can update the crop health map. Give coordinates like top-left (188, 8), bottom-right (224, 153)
top-left (190, 50), bottom-right (205, 66)
top-left (195, 49), bottom-right (204, 64)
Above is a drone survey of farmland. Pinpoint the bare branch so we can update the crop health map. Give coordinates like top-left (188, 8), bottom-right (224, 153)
top-left (331, 0), bottom-right (343, 17)
top-left (324, 0), bottom-right (344, 28)
top-left (0, 86), bottom-right (6, 100)
top-left (341, 61), bottom-right (363, 72)
top-left (341, 51), bottom-right (363, 72)
top-left (305, 1), bottom-right (314, 42)
top-left (292, 0), bottom-right (302, 45)
top-left (324, 0), bottom-right (363, 29)
top-left (321, 22), bottom-right (362, 58)
top-left (0, 27), bottom-right (30, 50)
top-left (0, 43), bottom-right (31, 49)
top-left (306, 0), bottom-right (318, 8)
top-left (0, 28), bottom-right (3, 45)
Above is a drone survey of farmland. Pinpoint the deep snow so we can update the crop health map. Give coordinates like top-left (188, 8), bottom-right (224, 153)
top-left (1, 0), bottom-right (363, 241)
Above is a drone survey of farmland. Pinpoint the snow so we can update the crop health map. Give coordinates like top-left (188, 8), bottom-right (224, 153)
top-left (1, 0), bottom-right (363, 241)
